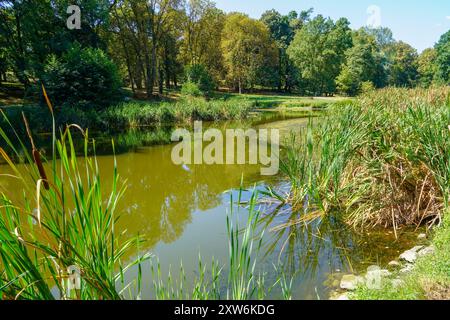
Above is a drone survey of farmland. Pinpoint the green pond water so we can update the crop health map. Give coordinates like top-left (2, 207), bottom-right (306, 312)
top-left (0, 111), bottom-right (419, 300)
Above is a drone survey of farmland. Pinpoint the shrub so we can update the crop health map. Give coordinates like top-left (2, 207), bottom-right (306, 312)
top-left (184, 64), bottom-right (215, 95)
top-left (42, 44), bottom-right (123, 109)
top-left (181, 81), bottom-right (203, 97)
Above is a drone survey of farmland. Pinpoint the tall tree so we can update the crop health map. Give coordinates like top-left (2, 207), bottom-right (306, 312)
top-left (221, 13), bottom-right (277, 93)
top-left (179, 1), bottom-right (225, 82)
top-left (337, 30), bottom-right (379, 96)
top-left (417, 48), bottom-right (438, 88)
top-left (386, 41), bottom-right (418, 87)
top-left (435, 29), bottom-right (450, 84)
top-left (363, 26), bottom-right (395, 48)
top-left (260, 8), bottom-right (312, 92)
top-left (287, 15), bottom-right (352, 95)
top-left (0, 0), bottom-right (113, 87)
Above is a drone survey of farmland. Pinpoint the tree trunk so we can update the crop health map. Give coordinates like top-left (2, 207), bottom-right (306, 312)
top-left (120, 38), bottom-right (135, 94)
top-left (165, 73), bottom-right (171, 90)
top-left (158, 67), bottom-right (163, 95)
top-left (278, 49), bottom-right (283, 92)
top-left (150, 41), bottom-right (158, 98)
top-left (144, 43), bottom-right (153, 98)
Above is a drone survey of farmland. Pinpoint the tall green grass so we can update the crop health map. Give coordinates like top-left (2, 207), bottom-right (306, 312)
top-left (104, 97), bottom-right (254, 129)
top-left (0, 96), bottom-right (254, 136)
top-left (150, 187), bottom-right (293, 300)
top-left (0, 93), bottom-right (149, 299)
top-left (278, 87), bottom-right (450, 230)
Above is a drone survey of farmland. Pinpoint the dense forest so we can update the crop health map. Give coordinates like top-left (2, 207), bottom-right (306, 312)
top-left (0, 0), bottom-right (449, 107)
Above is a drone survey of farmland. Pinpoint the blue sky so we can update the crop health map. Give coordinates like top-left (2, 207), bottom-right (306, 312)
top-left (214, 0), bottom-right (450, 52)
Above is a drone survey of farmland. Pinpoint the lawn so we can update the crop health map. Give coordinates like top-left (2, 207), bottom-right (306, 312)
top-left (219, 92), bottom-right (353, 110)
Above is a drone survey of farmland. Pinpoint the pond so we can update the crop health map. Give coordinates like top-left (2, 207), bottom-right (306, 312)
top-left (0, 111), bottom-right (419, 300)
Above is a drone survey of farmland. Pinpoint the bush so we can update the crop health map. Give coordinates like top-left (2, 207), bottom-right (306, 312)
top-left (42, 44), bottom-right (123, 109)
top-left (360, 81), bottom-right (375, 94)
top-left (180, 82), bottom-right (203, 97)
top-left (184, 64), bottom-right (215, 95)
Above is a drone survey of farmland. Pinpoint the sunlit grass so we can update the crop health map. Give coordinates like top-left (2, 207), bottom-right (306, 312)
top-left (277, 86), bottom-right (450, 230)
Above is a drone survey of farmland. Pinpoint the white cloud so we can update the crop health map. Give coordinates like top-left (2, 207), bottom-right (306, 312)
top-left (446, 16), bottom-right (450, 20)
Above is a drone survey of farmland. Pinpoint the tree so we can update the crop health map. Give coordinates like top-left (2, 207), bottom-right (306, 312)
top-left (42, 45), bottom-right (123, 109)
top-left (183, 63), bottom-right (214, 95)
top-left (386, 41), bottom-right (418, 87)
top-left (363, 26), bottom-right (394, 48)
top-left (260, 8), bottom-right (312, 92)
top-left (287, 15), bottom-right (352, 95)
top-left (0, 0), bottom-right (114, 88)
top-left (179, 2), bottom-right (225, 83)
top-left (417, 48), bottom-right (438, 88)
top-left (435, 30), bottom-right (450, 84)
top-left (221, 13), bottom-right (278, 93)
top-left (337, 33), bottom-right (374, 95)
top-left (337, 29), bottom-right (388, 96)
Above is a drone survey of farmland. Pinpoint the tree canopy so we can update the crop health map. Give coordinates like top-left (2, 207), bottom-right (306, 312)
top-left (0, 1), bottom-right (448, 100)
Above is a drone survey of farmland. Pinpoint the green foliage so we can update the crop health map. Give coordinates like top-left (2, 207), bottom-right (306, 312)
top-left (386, 41), bottom-right (419, 87)
top-left (103, 97), bottom-right (254, 128)
top-left (287, 15), bottom-right (352, 95)
top-left (279, 87), bottom-right (450, 228)
top-left (417, 48), bottom-right (438, 88)
top-left (362, 26), bottom-right (395, 48)
top-left (42, 45), bottom-right (123, 109)
top-left (221, 13), bottom-right (278, 93)
top-left (360, 81), bottom-right (375, 94)
top-left (181, 81), bottom-right (203, 97)
top-left (435, 30), bottom-right (450, 84)
top-left (184, 64), bottom-right (215, 95)
top-left (337, 30), bottom-right (385, 96)
top-left (0, 110), bottom-right (147, 300)
top-left (260, 8), bottom-right (312, 92)
top-left (0, 0), bottom-right (110, 87)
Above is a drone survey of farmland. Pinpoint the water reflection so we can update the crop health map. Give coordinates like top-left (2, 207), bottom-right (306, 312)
top-left (0, 113), bottom-right (418, 299)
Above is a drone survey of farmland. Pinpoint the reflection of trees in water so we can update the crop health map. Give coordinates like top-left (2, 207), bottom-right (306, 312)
top-left (94, 143), bottom-right (262, 253)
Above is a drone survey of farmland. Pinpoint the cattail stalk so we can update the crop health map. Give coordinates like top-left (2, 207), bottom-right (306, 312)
top-left (22, 112), bottom-right (49, 190)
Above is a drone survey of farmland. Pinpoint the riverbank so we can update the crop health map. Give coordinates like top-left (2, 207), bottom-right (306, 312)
top-left (331, 212), bottom-right (450, 300)
top-left (0, 91), bottom-right (349, 135)
top-left (277, 86), bottom-right (449, 229)
top-left (0, 96), bottom-right (253, 133)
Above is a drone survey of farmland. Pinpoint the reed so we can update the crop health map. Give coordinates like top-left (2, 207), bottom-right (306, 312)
top-left (278, 86), bottom-right (450, 231)
top-left (150, 186), bottom-right (292, 300)
top-left (103, 97), bottom-right (254, 129)
top-left (0, 87), bottom-right (149, 300)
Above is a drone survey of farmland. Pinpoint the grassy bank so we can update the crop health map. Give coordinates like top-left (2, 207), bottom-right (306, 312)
top-left (103, 97), bottom-right (254, 129)
top-left (278, 86), bottom-right (449, 230)
top-left (353, 211), bottom-right (450, 300)
top-left (275, 86), bottom-right (450, 300)
top-left (0, 96), bottom-right (255, 134)
top-left (214, 92), bottom-right (351, 110)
